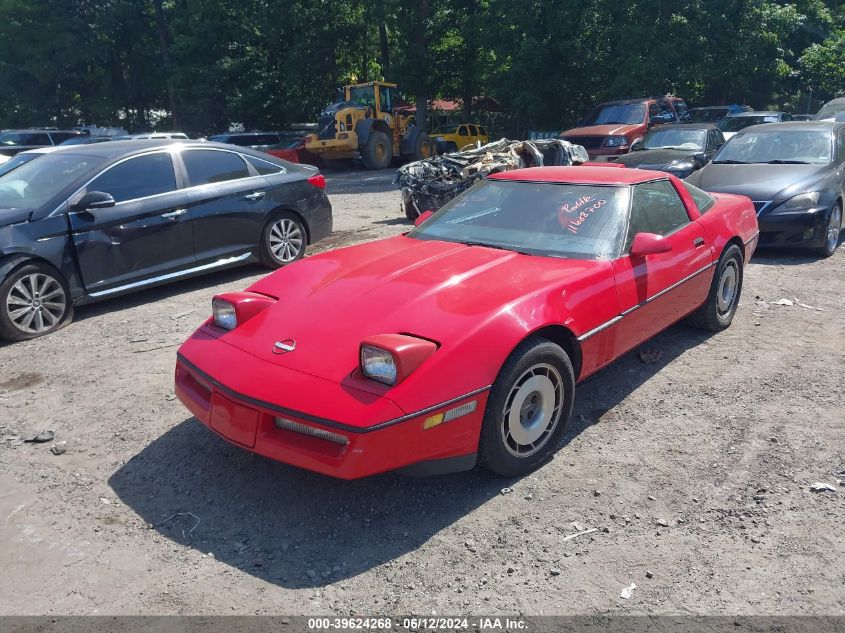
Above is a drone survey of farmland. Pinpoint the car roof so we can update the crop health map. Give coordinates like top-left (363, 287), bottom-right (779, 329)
top-left (19, 146), bottom-right (63, 155)
top-left (31, 139), bottom-right (273, 161)
top-left (650, 122), bottom-right (718, 130)
top-left (734, 121), bottom-right (841, 133)
top-left (489, 166), bottom-right (668, 185)
top-left (726, 111), bottom-right (782, 118)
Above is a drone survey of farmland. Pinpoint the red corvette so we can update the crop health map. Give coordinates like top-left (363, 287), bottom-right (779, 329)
top-left (175, 166), bottom-right (758, 479)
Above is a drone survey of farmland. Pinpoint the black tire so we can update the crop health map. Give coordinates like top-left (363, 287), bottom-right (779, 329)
top-left (412, 132), bottom-right (435, 160)
top-left (259, 211), bottom-right (308, 269)
top-left (0, 261), bottom-right (73, 342)
top-left (686, 244), bottom-right (744, 332)
top-left (478, 336), bottom-right (575, 477)
top-left (815, 203), bottom-right (842, 257)
top-left (404, 199), bottom-right (419, 222)
top-left (361, 130), bottom-right (393, 170)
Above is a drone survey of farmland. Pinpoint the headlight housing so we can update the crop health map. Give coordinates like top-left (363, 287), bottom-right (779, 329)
top-left (604, 135), bottom-right (628, 147)
top-left (771, 191), bottom-right (821, 213)
top-left (360, 345), bottom-right (397, 385)
top-left (212, 298), bottom-right (237, 330)
top-left (668, 160), bottom-right (694, 171)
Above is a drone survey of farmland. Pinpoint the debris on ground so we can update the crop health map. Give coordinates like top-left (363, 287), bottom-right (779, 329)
top-left (49, 444), bottom-right (66, 456)
top-left (562, 527), bottom-right (598, 542)
top-left (24, 430), bottom-right (54, 443)
top-left (771, 298), bottom-right (794, 306)
top-left (645, 570), bottom-right (654, 579)
top-left (809, 482), bottom-right (837, 493)
top-left (395, 138), bottom-right (588, 218)
top-left (620, 583), bottom-right (637, 599)
top-left (638, 349), bottom-right (664, 364)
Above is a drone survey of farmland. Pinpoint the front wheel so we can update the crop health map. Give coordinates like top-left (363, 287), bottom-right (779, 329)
top-left (259, 212), bottom-right (308, 269)
top-left (686, 244), bottom-right (743, 332)
top-left (816, 203), bottom-right (842, 257)
top-left (0, 262), bottom-right (73, 341)
top-left (361, 130), bottom-right (393, 170)
top-left (478, 337), bottom-right (575, 477)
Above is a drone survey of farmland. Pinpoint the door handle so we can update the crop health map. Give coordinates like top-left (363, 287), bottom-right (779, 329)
top-left (161, 209), bottom-right (187, 220)
top-left (693, 237), bottom-right (705, 247)
top-left (244, 191), bottom-right (266, 201)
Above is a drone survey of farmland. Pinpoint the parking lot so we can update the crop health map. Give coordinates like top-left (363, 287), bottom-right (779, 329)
top-left (0, 167), bottom-right (843, 615)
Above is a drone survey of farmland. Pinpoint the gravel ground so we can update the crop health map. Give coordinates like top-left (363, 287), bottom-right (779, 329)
top-left (0, 168), bottom-right (843, 616)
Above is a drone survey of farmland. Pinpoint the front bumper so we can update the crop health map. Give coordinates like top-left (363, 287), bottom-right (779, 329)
top-left (757, 205), bottom-right (831, 249)
top-left (175, 337), bottom-right (486, 479)
top-left (304, 131), bottom-right (359, 159)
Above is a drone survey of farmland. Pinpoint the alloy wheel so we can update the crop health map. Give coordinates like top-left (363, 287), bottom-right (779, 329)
top-left (268, 218), bottom-right (304, 263)
top-left (6, 273), bottom-right (67, 335)
top-left (826, 205), bottom-right (842, 254)
top-left (500, 363), bottom-right (564, 457)
top-left (716, 259), bottom-right (739, 316)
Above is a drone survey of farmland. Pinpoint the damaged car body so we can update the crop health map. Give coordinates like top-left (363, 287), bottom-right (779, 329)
top-left (395, 138), bottom-right (589, 220)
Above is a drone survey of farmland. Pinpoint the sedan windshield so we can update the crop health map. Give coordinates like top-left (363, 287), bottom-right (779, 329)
top-left (582, 103), bottom-right (646, 126)
top-left (717, 116), bottom-right (777, 132)
top-left (0, 153), bottom-right (100, 209)
top-left (714, 130), bottom-right (831, 165)
top-left (643, 128), bottom-right (706, 150)
top-left (0, 152), bottom-right (41, 178)
top-left (409, 179), bottom-right (630, 260)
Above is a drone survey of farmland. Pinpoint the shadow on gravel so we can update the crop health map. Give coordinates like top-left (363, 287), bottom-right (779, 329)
top-left (109, 322), bottom-right (711, 589)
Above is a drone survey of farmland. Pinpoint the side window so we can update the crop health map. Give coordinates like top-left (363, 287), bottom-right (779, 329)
top-left (458, 126), bottom-right (468, 136)
top-left (675, 100), bottom-right (689, 116)
top-left (379, 86), bottom-right (392, 112)
top-left (648, 103), bottom-right (660, 118)
top-left (181, 150), bottom-right (250, 186)
top-left (479, 126), bottom-right (487, 136)
top-left (49, 132), bottom-right (78, 144)
top-left (626, 180), bottom-right (690, 250)
top-left (838, 129), bottom-right (845, 162)
top-left (682, 181), bottom-right (716, 214)
top-left (468, 125), bottom-right (479, 136)
top-left (87, 153), bottom-right (176, 203)
top-left (245, 155), bottom-right (285, 175)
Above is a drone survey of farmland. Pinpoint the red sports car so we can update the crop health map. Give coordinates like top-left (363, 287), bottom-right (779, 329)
top-left (175, 166), bottom-right (758, 479)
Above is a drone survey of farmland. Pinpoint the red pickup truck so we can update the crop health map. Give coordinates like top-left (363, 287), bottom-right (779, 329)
top-left (561, 96), bottom-right (689, 161)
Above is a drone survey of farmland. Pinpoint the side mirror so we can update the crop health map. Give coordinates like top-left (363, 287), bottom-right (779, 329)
top-left (630, 232), bottom-right (672, 257)
top-left (73, 191), bottom-right (115, 210)
top-left (693, 152), bottom-right (707, 165)
top-left (414, 210), bottom-right (434, 226)
top-left (630, 138), bottom-right (645, 152)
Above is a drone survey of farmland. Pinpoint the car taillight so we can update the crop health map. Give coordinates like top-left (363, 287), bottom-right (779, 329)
top-left (307, 173), bottom-right (326, 190)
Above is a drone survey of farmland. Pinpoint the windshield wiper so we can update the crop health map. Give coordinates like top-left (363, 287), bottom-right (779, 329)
top-left (764, 159), bottom-right (811, 164)
top-left (712, 159), bottom-right (750, 164)
top-left (459, 240), bottom-right (531, 255)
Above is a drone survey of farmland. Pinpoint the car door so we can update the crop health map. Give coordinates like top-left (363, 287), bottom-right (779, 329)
top-left (611, 179), bottom-right (712, 356)
top-left (177, 147), bottom-right (271, 265)
top-left (68, 151), bottom-right (194, 296)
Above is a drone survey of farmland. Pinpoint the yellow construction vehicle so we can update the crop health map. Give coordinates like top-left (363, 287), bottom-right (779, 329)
top-left (304, 81), bottom-right (434, 170)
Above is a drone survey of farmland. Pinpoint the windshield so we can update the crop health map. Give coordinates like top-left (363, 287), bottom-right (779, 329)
top-left (348, 86), bottom-right (376, 108)
top-left (714, 130), bottom-right (831, 165)
top-left (409, 179), bottom-right (630, 260)
top-left (582, 103), bottom-right (646, 126)
top-left (0, 153), bottom-right (100, 209)
top-left (688, 108), bottom-right (728, 123)
top-left (717, 116), bottom-right (777, 132)
top-left (0, 153), bottom-right (41, 178)
top-left (643, 128), bottom-right (706, 150)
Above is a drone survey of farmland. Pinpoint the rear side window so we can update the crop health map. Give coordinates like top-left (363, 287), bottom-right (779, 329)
top-left (182, 150), bottom-right (250, 185)
top-left (0, 132), bottom-right (51, 146)
top-left (479, 127), bottom-right (487, 136)
top-left (626, 180), bottom-right (690, 250)
top-left (88, 153), bottom-right (177, 203)
top-left (682, 181), bottom-right (716, 214)
top-left (458, 126), bottom-right (468, 136)
top-left (468, 125), bottom-right (478, 136)
top-left (245, 155), bottom-right (285, 175)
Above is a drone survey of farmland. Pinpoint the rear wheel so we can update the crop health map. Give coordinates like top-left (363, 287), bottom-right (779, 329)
top-left (0, 262), bottom-right (72, 341)
top-left (259, 212), bottom-right (307, 268)
top-left (361, 130), bottom-right (393, 170)
top-left (478, 336), bottom-right (575, 477)
top-left (686, 244), bottom-right (743, 332)
top-left (816, 203), bottom-right (842, 257)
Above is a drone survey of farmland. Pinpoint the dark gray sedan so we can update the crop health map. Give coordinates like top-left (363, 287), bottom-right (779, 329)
top-left (686, 121), bottom-right (844, 257)
top-left (615, 123), bottom-right (724, 178)
top-left (0, 140), bottom-right (332, 340)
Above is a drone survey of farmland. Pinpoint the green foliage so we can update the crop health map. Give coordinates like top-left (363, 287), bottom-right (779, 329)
top-left (0, 0), bottom-right (842, 133)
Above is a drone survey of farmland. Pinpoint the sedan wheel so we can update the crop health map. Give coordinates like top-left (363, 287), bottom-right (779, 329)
top-left (260, 213), bottom-right (307, 268)
top-left (478, 336), bottom-right (575, 477)
top-left (686, 244), bottom-right (743, 332)
top-left (0, 263), bottom-right (71, 341)
top-left (819, 203), bottom-right (842, 257)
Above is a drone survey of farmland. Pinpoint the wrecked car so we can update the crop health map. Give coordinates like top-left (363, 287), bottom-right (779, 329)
top-left (395, 138), bottom-right (589, 220)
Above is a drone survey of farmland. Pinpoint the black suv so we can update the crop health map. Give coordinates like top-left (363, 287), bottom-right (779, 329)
top-left (0, 140), bottom-right (332, 341)
top-left (0, 129), bottom-right (84, 156)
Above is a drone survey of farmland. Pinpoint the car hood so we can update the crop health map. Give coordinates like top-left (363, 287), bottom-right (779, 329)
top-left (615, 148), bottom-right (697, 167)
top-left (562, 124), bottom-right (640, 137)
top-left (686, 163), bottom-right (830, 202)
top-left (0, 208), bottom-right (31, 227)
top-left (219, 235), bottom-right (608, 385)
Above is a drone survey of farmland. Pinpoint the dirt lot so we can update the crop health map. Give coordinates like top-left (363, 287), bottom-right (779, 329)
top-left (0, 168), bottom-right (843, 617)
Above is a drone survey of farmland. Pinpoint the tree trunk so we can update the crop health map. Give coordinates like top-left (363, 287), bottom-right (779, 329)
top-left (379, 22), bottom-right (390, 79)
top-left (413, 0), bottom-right (430, 130)
top-left (152, 0), bottom-right (180, 130)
